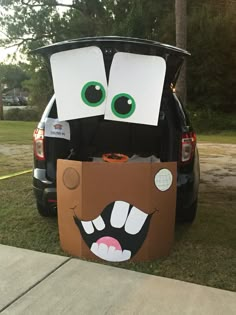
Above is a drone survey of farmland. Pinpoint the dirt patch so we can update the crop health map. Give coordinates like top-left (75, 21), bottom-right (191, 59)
top-left (0, 142), bottom-right (235, 188)
top-left (0, 144), bottom-right (32, 176)
top-left (198, 142), bottom-right (236, 188)
top-left (0, 144), bottom-right (32, 156)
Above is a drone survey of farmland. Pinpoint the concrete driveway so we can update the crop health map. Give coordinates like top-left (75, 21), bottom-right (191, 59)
top-left (0, 244), bottom-right (235, 315)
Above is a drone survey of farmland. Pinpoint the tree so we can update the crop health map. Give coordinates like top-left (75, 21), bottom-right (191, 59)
top-left (175, 0), bottom-right (187, 104)
top-left (187, 2), bottom-right (236, 112)
top-left (0, 0), bottom-right (174, 110)
top-left (0, 0), bottom-right (235, 113)
top-left (0, 86), bottom-right (3, 120)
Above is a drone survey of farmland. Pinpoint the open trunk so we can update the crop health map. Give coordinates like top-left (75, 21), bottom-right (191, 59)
top-left (35, 36), bottom-right (189, 88)
top-left (36, 37), bottom-right (189, 181)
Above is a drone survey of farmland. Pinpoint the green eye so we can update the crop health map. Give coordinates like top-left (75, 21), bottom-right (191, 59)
top-left (81, 81), bottom-right (106, 107)
top-left (111, 93), bottom-right (136, 118)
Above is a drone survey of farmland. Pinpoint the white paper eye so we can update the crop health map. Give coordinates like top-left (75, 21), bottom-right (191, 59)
top-left (154, 169), bottom-right (173, 191)
top-left (50, 46), bottom-right (107, 121)
top-left (105, 52), bottom-right (166, 126)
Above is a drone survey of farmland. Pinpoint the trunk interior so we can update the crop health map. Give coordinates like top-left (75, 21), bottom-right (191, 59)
top-left (45, 91), bottom-right (181, 182)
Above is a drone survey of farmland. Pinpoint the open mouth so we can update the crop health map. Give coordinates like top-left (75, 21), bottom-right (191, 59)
top-left (73, 201), bottom-right (152, 262)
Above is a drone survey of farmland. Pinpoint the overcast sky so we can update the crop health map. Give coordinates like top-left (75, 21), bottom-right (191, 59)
top-left (0, 0), bottom-right (73, 62)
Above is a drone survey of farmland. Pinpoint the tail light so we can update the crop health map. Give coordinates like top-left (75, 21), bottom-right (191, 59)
top-left (33, 128), bottom-right (45, 160)
top-left (181, 131), bottom-right (196, 164)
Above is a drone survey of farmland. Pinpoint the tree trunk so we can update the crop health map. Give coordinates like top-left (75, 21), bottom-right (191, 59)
top-left (175, 0), bottom-right (187, 105)
top-left (0, 85), bottom-right (4, 120)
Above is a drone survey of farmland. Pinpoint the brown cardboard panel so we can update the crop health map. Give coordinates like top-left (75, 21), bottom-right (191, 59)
top-left (57, 159), bottom-right (177, 262)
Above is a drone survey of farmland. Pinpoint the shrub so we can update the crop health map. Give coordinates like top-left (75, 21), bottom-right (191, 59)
top-left (4, 107), bottom-right (41, 121)
top-left (188, 109), bottom-right (236, 133)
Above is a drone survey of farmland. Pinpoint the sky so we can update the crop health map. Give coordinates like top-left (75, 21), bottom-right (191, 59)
top-left (0, 46), bottom-right (18, 63)
top-left (0, 0), bottom-right (73, 62)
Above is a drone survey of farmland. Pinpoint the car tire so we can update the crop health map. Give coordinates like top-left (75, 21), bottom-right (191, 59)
top-left (36, 202), bottom-right (57, 217)
top-left (180, 199), bottom-right (198, 223)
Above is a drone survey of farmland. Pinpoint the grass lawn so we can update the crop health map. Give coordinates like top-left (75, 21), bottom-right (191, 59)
top-left (198, 131), bottom-right (236, 144)
top-left (0, 121), bottom-right (37, 145)
top-left (0, 121), bottom-right (35, 176)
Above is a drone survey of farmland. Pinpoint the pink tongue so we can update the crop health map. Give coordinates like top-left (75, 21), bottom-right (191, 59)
top-left (96, 236), bottom-right (122, 250)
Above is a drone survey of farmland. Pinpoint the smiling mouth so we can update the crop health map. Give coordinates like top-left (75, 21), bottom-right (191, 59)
top-left (73, 201), bottom-right (152, 262)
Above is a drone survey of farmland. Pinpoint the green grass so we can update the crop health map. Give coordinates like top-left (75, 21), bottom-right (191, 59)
top-left (0, 174), bottom-right (63, 255)
top-left (0, 121), bottom-right (37, 144)
top-left (198, 131), bottom-right (236, 144)
top-left (0, 174), bottom-right (235, 292)
top-left (0, 121), bottom-right (35, 176)
top-left (0, 150), bottom-right (32, 177)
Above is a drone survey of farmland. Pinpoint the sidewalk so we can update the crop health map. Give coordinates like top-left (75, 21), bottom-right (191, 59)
top-left (0, 244), bottom-right (235, 314)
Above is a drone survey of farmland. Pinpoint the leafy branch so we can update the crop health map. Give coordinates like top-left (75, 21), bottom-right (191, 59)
top-left (20, 0), bottom-right (79, 10)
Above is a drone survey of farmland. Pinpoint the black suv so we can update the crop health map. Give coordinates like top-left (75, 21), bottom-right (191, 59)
top-left (33, 37), bottom-right (200, 222)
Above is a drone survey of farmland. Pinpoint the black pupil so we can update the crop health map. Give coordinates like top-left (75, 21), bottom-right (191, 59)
top-left (85, 85), bottom-right (102, 103)
top-left (114, 96), bottom-right (132, 115)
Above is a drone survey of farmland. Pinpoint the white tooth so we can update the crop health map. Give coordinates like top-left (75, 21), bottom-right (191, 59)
top-left (125, 206), bottom-right (148, 235)
top-left (110, 201), bottom-right (130, 228)
top-left (122, 250), bottom-right (131, 261)
top-left (92, 215), bottom-right (105, 231)
top-left (91, 244), bottom-right (131, 262)
top-left (111, 249), bottom-right (131, 262)
top-left (112, 249), bottom-right (123, 261)
top-left (91, 243), bottom-right (98, 256)
top-left (98, 243), bottom-right (108, 260)
top-left (107, 246), bottom-right (116, 260)
top-left (81, 220), bottom-right (94, 234)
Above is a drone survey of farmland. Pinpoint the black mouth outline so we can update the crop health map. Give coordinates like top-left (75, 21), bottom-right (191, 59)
top-left (73, 201), bottom-right (153, 261)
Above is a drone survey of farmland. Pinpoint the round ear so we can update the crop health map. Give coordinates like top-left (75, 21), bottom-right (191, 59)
top-left (154, 168), bottom-right (173, 191)
top-left (63, 167), bottom-right (80, 190)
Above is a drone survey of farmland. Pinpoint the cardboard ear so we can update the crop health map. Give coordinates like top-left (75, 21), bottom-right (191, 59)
top-left (104, 52), bottom-right (166, 126)
top-left (50, 47), bottom-right (107, 121)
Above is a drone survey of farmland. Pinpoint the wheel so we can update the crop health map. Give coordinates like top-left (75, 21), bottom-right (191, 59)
top-left (179, 199), bottom-right (198, 223)
top-left (36, 202), bottom-right (57, 217)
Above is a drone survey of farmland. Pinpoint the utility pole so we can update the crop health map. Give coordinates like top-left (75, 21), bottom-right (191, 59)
top-left (0, 84), bottom-right (4, 120)
top-left (175, 0), bottom-right (187, 105)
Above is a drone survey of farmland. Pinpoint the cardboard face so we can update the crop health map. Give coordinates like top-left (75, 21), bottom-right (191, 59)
top-left (57, 159), bottom-right (177, 262)
top-left (50, 46), bottom-right (107, 121)
top-left (104, 52), bottom-right (166, 126)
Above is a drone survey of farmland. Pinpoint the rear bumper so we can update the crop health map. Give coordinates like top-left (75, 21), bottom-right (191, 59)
top-left (176, 150), bottom-right (200, 216)
top-left (33, 168), bottom-right (56, 208)
top-left (176, 172), bottom-right (198, 215)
